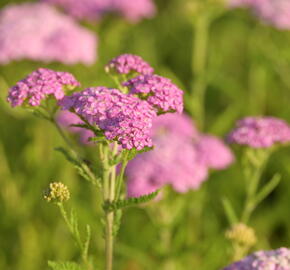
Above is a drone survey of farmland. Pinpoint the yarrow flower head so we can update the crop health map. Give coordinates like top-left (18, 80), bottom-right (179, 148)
top-left (227, 116), bottom-right (290, 148)
top-left (126, 113), bottom-right (233, 197)
top-left (42, 0), bottom-right (156, 23)
top-left (57, 110), bottom-right (94, 144)
top-left (7, 68), bottom-right (80, 107)
top-left (111, 0), bottom-right (156, 23)
top-left (124, 74), bottom-right (184, 114)
top-left (223, 247), bottom-right (290, 270)
top-left (195, 135), bottom-right (235, 169)
top-left (0, 3), bottom-right (97, 65)
top-left (225, 223), bottom-right (257, 247)
top-left (229, 0), bottom-right (290, 30)
top-left (43, 182), bottom-right (70, 203)
top-left (105, 54), bottom-right (154, 75)
top-left (60, 87), bottom-right (157, 150)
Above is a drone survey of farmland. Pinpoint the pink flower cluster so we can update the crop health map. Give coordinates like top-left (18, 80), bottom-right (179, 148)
top-left (0, 3), bottom-right (97, 65)
top-left (230, 0), bottom-right (290, 30)
top-left (227, 116), bottom-right (290, 148)
top-left (124, 75), bottom-right (184, 114)
top-left (42, 0), bottom-right (156, 23)
top-left (57, 110), bottom-right (94, 144)
top-left (105, 54), bottom-right (154, 75)
top-left (60, 87), bottom-right (157, 150)
top-left (126, 113), bottom-right (234, 197)
top-left (7, 68), bottom-right (80, 107)
top-left (223, 247), bottom-right (290, 270)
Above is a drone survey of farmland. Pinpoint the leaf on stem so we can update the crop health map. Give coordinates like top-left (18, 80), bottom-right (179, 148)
top-left (83, 225), bottom-right (91, 259)
top-left (254, 174), bottom-right (281, 207)
top-left (103, 190), bottom-right (159, 212)
top-left (55, 147), bottom-right (100, 186)
top-left (222, 197), bottom-right (238, 225)
top-left (122, 146), bottom-right (154, 161)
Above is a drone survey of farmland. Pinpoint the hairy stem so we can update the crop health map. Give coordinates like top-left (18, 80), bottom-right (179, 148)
top-left (102, 144), bottom-right (118, 270)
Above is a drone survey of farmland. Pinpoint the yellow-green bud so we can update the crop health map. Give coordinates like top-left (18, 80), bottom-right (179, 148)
top-left (43, 182), bottom-right (70, 203)
top-left (226, 223), bottom-right (257, 247)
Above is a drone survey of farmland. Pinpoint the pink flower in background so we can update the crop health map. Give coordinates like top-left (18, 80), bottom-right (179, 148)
top-left (229, 0), bottom-right (290, 30)
top-left (7, 68), bottom-right (80, 107)
top-left (42, 0), bottom-right (109, 21)
top-left (223, 247), bottom-right (290, 270)
top-left (126, 113), bottom-right (234, 197)
top-left (111, 0), bottom-right (156, 23)
top-left (195, 135), bottom-right (235, 169)
top-left (227, 116), bottom-right (290, 148)
top-left (42, 0), bottom-right (156, 23)
top-left (105, 54), bottom-right (154, 75)
top-left (57, 110), bottom-right (94, 144)
top-left (0, 3), bottom-right (97, 65)
top-left (60, 87), bottom-right (157, 150)
top-left (126, 132), bottom-right (208, 197)
top-left (124, 74), bottom-right (184, 114)
top-left (151, 113), bottom-right (198, 139)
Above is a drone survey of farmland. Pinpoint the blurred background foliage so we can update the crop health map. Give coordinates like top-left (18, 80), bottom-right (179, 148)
top-left (1, 0), bottom-right (290, 269)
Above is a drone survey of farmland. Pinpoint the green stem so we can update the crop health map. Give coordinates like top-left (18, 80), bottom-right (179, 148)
top-left (115, 153), bottom-right (128, 200)
top-left (241, 150), bottom-right (270, 223)
top-left (191, 13), bottom-right (210, 130)
top-left (102, 144), bottom-right (117, 270)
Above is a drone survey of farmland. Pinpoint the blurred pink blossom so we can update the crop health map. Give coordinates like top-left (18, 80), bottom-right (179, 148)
top-left (230, 0), bottom-right (290, 30)
top-left (42, 0), bottom-right (156, 23)
top-left (126, 113), bottom-right (234, 197)
top-left (0, 3), bottom-right (97, 65)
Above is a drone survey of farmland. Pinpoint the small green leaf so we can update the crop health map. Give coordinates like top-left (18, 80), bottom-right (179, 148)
top-left (55, 147), bottom-right (100, 186)
top-left (83, 225), bottom-right (91, 259)
top-left (103, 190), bottom-right (159, 212)
top-left (113, 210), bottom-right (123, 236)
top-left (254, 174), bottom-right (281, 207)
top-left (48, 261), bottom-right (82, 270)
top-left (222, 197), bottom-right (238, 225)
top-left (122, 146), bottom-right (154, 161)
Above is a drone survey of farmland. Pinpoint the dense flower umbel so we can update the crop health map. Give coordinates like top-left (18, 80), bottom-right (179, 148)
top-left (57, 110), bottom-right (94, 144)
top-left (105, 54), bottom-right (154, 75)
top-left (44, 182), bottom-right (70, 203)
top-left (42, 0), bottom-right (156, 23)
top-left (7, 68), bottom-right (80, 107)
top-left (227, 116), bottom-right (290, 148)
top-left (60, 87), bottom-right (157, 150)
top-left (0, 3), bottom-right (97, 65)
top-left (223, 248), bottom-right (290, 270)
top-left (229, 0), bottom-right (290, 30)
top-left (126, 114), bottom-right (233, 197)
top-left (124, 74), bottom-right (184, 114)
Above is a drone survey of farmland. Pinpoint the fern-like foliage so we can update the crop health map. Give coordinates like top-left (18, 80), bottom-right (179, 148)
top-left (55, 147), bottom-right (100, 187)
top-left (103, 190), bottom-right (159, 212)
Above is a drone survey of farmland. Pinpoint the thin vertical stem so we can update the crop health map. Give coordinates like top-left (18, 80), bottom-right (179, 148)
top-left (191, 13), bottom-right (210, 130)
top-left (102, 143), bottom-right (118, 270)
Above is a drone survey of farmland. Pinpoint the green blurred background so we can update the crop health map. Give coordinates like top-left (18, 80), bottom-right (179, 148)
top-left (1, 0), bottom-right (290, 269)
